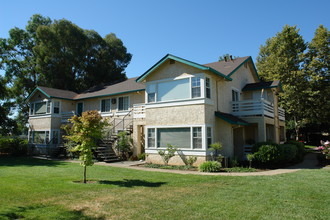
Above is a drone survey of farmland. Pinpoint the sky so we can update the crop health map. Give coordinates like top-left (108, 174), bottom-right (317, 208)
top-left (1, 0), bottom-right (329, 79)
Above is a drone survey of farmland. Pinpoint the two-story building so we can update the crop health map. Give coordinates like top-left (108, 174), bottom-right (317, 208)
top-left (27, 54), bottom-right (285, 165)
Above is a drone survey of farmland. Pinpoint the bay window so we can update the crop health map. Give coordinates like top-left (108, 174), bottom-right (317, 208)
top-left (192, 127), bottom-right (202, 149)
top-left (191, 77), bottom-right (201, 98)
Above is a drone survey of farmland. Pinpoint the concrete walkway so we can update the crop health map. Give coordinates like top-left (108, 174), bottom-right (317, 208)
top-left (90, 152), bottom-right (325, 176)
top-left (35, 152), bottom-right (327, 176)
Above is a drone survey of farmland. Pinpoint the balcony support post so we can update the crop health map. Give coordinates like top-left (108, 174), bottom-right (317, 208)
top-left (273, 89), bottom-right (280, 144)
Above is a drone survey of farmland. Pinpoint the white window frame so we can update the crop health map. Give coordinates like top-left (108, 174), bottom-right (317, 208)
top-left (117, 96), bottom-right (130, 112)
top-left (29, 129), bottom-right (51, 144)
top-left (100, 98), bottom-right (112, 113)
top-left (145, 125), bottom-right (211, 150)
top-left (205, 77), bottom-right (211, 99)
top-left (29, 100), bottom-right (52, 116)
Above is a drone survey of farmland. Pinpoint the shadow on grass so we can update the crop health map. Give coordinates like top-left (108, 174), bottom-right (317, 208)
top-left (0, 156), bottom-right (68, 167)
top-left (0, 204), bottom-right (105, 220)
top-left (98, 179), bottom-right (167, 188)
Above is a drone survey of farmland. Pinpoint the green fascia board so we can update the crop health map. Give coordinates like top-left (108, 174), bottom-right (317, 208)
top-left (214, 112), bottom-right (249, 126)
top-left (74, 89), bottom-right (145, 101)
top-left (227, 56), bottom-right (260, 81)
top-left (25, 87), bottom-right (51, 103)
top-left (136, 54), bottom-right (231, 82)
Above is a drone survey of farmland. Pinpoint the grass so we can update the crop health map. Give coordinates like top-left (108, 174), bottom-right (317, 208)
top-left (0, 156), bottom-right (329, 220)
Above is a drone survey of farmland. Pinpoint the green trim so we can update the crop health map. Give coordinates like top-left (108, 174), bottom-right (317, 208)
top-left (214, 112), bottom-right (249, 126)
top-left (25, 87), bottom-right (51, 102)
top-left (227, 56), bottom-right (260, 80)
top-left (242, 85), bottom-right (279, 91)
top-left (74, 89), bottom-right (145, 100)
top-left (136, 54), bottom-right (231, 82)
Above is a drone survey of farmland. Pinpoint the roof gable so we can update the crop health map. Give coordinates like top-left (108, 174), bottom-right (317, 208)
top-left (136, 54), bottom-right (232, 82)
top-left (26, 86), bottom-right (78, 102)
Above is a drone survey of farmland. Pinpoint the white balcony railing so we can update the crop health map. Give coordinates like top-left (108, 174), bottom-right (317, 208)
top-left (231, 99), bottom-right (285, 121)
top-left (61, 111), bottom-right (75, 123)
top-left (133, 104), bottom-right (146, 119)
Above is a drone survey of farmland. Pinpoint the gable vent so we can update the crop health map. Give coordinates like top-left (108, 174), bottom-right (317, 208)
top-left (169, 59), bottom-right (175, 64)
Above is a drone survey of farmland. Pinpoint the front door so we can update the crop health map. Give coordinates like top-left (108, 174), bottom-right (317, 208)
top-left (77, 102), bottom-right (83, 116)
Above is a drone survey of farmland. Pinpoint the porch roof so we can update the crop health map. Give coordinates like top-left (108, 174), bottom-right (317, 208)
top-left (215, 111), bottom-right (249, 126)
top-left (242, 80), bottom-right (282, 91)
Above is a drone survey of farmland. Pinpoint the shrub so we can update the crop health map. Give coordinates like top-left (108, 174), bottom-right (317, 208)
top-left (116, 131), bottom-right (133, 160)
top-left (0, 137), bottom-right (28, 156)
top-left (280, 144), bottom-right (297, 162)
top-left (137, 153), bottom-right (146, 160)
top-left (157, 144), bottom-right (177, 166)
top-left (252, 141), bottom-right (278, 153)
top-left (253, 144), bottom-right (282, 166)
top-left (199, 161), bottom-right (222, 172)
top-left (186, 156), bottom-right (197, 166)
top-left (285, 140), bottom-right (305, 161)
top-left (209, 142), bottom-right (223, 161)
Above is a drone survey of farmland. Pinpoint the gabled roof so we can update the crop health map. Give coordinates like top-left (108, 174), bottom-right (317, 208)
top-left (242, 80), bottom-right (282, 91)
top-left (26, 77), bottom-right (145, 102)
top-left (75, 77), bottom-right (145, 100)
top-left (215, 111), bottom-right (249, 126)
top-left (136, 54), bottom-right (232, 82)
top-left (26, 86), bottom-right (78, 101)
top-left (136, 54), bottom-right (260, 83)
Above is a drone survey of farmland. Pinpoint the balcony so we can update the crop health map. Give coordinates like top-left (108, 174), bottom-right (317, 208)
top-left (61, 111), bottom-right (75, 123)
top-left (231, 99), bottom-right (285, 121)
top-left (133, 104), bottom-right (146, 119)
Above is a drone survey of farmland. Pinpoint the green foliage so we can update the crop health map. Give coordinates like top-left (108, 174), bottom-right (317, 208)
top-left (116, 131), bottom-right (133, 160)
top-left (209, 142), bottom-right (223, 161)
top-left (157, 144), bottom-right (178, 166)
top-left (185, 156), bottom-right (197, 166)
top-left (137, 153), bottom-right (146, 160)
top-left (229, 157), bottom-right (239, 167)
top-left (0, 137), bottom-right (28, 156)
top-left (0, 14), bottom-right (131, 134)
top-left (285, 140), bottom-right (305, 161)
top-left (281, 144), bottom-right (297, 162)
top-left (252, 141), bottom-right (278, 153)
top-left (63, 110), bottom-right (108, 183)
top-left (246, 154), bottom-right (254, 168)
top-left (199, 161), bottom-right (222, 172)
top-left (253, 145), bottom-right (282, 165)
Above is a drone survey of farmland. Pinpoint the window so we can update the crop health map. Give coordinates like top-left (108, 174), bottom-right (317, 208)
top-left (118, 96), bottom-right (129, 111)
top-left (157, 78), bottom-right (190, 101)
top-left (157, 127), bottom-right (191, 148)
top-left (193, 127), bottom-right (202, 149)
top-left (101, 99), bottom-right (111, 112)
top-left (207, 127), bottom-right (212, 148)
top-left (32, 131), bottom-right (49, 144)
top-left (147, 128), bottom-right (155, 148)
top-left (46, 101), bottom-right (51, 113)
top-left (191, 77), bottom-right (201, 98)
top-left (53, 101), bottom-right (60, 114)
top-left (147, 84), bottom-right (156, 103)
top-left (232, 89), bottom-right (239, 112)
top-left (206, 77), bottom-right (211, 99)
top-left (35, 102), bottom-right (47, 115)
top-left (30, 103), bottom-right (34, 115)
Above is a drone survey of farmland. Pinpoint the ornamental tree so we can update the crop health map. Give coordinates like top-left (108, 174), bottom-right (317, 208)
top-left (64, 110), bottom-right (108, 183)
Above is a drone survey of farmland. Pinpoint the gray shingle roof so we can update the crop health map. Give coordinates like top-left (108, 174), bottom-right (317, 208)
top-left (203, 56), bottom-right (251, 76)
top-left (37, 86), bottom-right (78, 100)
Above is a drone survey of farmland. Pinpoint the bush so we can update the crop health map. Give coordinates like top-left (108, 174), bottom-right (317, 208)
top-left (252, 141), bottom-right (278, 153)
top-left (281, 144), bottom-right (297, 162)
top-left (185, 156), bottom-right (197, 166)
top-left (285, 140), bottom-right (305, 161)
top-left (0, 137), bottom-right (28, 156)
top-left (199, 161), bottom-right (222, 172)
top-left (158, 144), bottom-right (177, 166)
top-left (137, 153), bottom-right (146, 160)
top-left (253, 144), bottom-right (282, 166)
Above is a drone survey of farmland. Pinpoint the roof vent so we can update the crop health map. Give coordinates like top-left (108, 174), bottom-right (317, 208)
top-left (170, 59), bottom-right (175, 64)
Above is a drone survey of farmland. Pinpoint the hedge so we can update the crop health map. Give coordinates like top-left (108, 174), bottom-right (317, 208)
top-left (0, 137), bottom-right (28, 156)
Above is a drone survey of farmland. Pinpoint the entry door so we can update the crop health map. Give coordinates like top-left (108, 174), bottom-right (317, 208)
top-left (77, 102), bottom-right (83, 116)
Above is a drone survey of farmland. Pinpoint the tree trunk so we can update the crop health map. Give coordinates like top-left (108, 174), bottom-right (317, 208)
top-left (294, 116), bottom-right (300, 141)
top-left (83, 165), bottom-right (87, 184)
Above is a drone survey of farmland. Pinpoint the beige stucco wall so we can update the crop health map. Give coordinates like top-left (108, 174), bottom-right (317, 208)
top-left (146, 154), bottom-right (206, 166)
top-left (29, 117), bottom-right (52, 130)
top-left (145, 60), bottom-right (203, 82)
top-left (214, 118), bottom-right (234, 158)
top-left (58, 99), bottom-right (75, 112)
top-left (146, 104), bottom-right (205, 126)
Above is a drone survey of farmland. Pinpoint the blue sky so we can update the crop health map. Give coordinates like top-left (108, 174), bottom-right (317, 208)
top-left (1, 0), bottom-right (329, 78)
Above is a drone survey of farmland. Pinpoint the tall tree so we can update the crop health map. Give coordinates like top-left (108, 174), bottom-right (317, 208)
top-left (303, 25), bottom-right (330, 123)
top-left (256, 25), bottom-right (308, 139)
top-left (0, 14), bottom-right (132, 133)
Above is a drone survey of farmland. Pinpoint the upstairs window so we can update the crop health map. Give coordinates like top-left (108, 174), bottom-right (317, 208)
top-left (101, 99), bottom-right (111, 112)
top-left (53, 101), bottom-right (60, 114)
top-left (147, 84), bottom-right (156, 103)
top-left (118, 96), bottom-right (129, 111)
top-left (205, 77), bottom-right (211, 99)
top-left (191, 77), bottom-right (201, 98)
top-left (34, 101), bottom-right (50, 115)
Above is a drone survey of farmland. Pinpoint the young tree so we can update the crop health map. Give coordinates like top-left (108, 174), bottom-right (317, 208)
top-left (256, 25), bottom-right (308, 139)
top-left (64, 110), bottom-right (108, 183)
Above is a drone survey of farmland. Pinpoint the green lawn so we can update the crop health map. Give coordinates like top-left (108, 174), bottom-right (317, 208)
top-left (0, 157), bottom-right (329, 220)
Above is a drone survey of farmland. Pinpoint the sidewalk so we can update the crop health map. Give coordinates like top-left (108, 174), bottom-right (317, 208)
top-left (90, 152), bottom-right (324, 176)
top-left (35, 152), bottom-right (325, 176)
